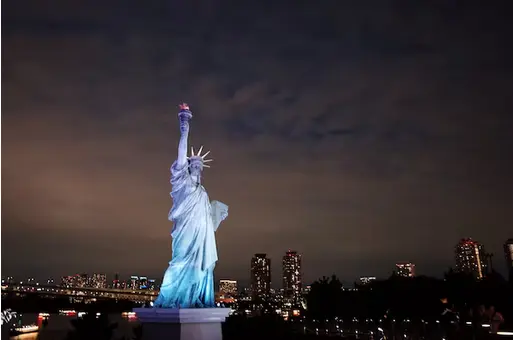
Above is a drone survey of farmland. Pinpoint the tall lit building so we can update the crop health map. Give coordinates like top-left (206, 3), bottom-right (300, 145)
top-left (504, 239), bottom-right (513, 281)
top-left (395, 263), bottom-right (415, 277)
top-left (251, 253), bottom-right (271, 300)
top-left (455, 238), bottom-right (487, 279)
top-left (282, 250), bottom-right (302, 306)
top-left (219, 279), bottom-right (238, 297)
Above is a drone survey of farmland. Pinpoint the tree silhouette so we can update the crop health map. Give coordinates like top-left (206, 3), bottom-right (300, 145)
top-left (64, 313), bottom-right (120, 340)
top-left (306, 275), bottom-right (344, 320)
top-left (443, 267), bottom-right (477, 307)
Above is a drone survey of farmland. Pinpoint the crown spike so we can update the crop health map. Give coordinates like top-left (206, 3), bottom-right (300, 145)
top-left (187, 145), bottom-right (213, 169)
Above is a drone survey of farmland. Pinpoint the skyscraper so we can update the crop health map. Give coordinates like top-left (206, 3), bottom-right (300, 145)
top-left (282, 250), bottom-right (302, 306)
top-left (504, 239), bottom-right (513, 282)
top-left (455, 238), bottom-right (487, 279)
top-left (251, 253), bottom-right (271, 300)
top-left (395, 263), bottom-right (415, 277)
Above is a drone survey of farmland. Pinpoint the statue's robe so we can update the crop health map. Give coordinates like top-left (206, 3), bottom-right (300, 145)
top-left (153, 161), bottom-right (218, 308)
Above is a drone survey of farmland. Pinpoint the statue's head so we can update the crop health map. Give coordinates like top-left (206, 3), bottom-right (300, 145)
top-left (187, 146), bottom-right (212, 177)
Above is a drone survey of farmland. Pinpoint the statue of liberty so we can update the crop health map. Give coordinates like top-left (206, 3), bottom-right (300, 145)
top-left (153, 103), bottom-right (228, 308)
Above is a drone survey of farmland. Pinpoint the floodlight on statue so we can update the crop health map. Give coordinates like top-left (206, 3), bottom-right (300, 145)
top-left (152, 103), bottom-right (229, 308)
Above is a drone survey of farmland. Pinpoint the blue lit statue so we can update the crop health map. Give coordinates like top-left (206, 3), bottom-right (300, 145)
top-left (153, 103), bottom-right (229, 308)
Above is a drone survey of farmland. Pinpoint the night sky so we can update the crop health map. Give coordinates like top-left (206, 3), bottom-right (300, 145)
top-left (2, 1), bottom-right (512, 286)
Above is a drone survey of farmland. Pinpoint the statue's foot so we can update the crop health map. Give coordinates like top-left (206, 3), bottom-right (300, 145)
top-left (152, 299), bottom-right (178, 308)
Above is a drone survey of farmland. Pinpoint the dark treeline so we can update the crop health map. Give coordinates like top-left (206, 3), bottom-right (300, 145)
top-left (307, 270), bottom-right (513, 325)
top-left (3, 270), bottom-right (512, 339)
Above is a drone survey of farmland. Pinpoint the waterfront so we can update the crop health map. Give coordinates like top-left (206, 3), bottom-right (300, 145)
top-left (6, 312), bottom-right (513, 340)
top-left (9, 313), bottom-right (139, 340)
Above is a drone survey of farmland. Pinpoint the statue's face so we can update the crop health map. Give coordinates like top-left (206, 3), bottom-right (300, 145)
top-left (189, 161), bottom-right (203, 177)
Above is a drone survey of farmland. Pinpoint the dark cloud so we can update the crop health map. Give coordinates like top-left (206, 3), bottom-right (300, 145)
top-left (2, 0), bottom-right (512, 285)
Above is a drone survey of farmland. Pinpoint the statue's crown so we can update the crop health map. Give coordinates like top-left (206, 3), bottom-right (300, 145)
top-left (188, 146), bottom-right (213, 168)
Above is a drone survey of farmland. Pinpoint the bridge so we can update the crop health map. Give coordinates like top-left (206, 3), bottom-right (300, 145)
top-left (1, 283), bottom-right (158, 302)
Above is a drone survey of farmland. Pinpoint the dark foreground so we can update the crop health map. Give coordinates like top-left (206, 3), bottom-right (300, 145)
top-left (5, 312), bottom-right (512, 340)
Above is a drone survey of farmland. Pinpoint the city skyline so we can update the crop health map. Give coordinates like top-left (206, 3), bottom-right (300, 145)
top-left (3, 237), bottom-right (512, 288)
top-left (3, 237), bottom-right (511, 286)
top-left (2, 1), bottom-right (512, 284)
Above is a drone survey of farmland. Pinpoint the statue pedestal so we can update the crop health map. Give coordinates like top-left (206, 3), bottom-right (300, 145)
top-left (133, 308), bottom-right (231, 340)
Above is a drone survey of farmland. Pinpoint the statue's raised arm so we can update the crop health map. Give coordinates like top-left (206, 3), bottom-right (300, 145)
top-left (176, 103), bottom-right (192, 168)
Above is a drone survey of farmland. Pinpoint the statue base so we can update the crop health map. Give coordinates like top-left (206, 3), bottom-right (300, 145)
top-left (133, 308), bottom-right (231, 340)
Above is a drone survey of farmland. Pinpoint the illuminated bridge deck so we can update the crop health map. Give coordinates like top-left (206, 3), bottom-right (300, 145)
top-left (1, 284), bottom-right (158, 302)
